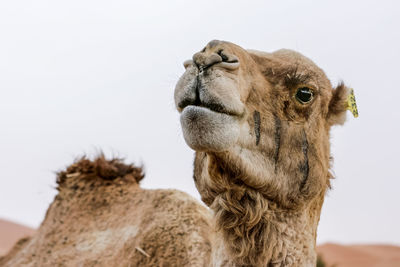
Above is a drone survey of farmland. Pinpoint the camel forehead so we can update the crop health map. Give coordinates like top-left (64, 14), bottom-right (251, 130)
top-left (272, 49), bottom-right (317, 66)
top-left (272, 49), bottom-right (326, 76)
top-left (249, 48), bottom-right (331, 88)
top-left (248, 48), bottom-right (320, 70)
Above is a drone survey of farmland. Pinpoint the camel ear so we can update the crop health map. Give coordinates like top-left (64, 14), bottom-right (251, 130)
top-left (327, 82), bottom-right (354, 125)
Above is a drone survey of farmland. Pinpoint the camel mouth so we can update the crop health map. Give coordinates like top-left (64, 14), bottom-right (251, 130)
top-left (181, 105), bottom-right (234, 120)
top-left (181, 103), bottom-right (242, 117)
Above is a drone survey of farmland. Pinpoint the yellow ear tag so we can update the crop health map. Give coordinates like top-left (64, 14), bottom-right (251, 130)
top-left (346, 88), bottom-right (358, 118)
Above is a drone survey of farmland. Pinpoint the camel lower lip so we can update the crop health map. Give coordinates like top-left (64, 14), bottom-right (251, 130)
top-left (181, 106), bottom-right (230, 124)
top-left (182, 105), bottom-right (235, 117)
top-left (179, 105), bottom-right (240, 152)
top-left (183, 105), bottom-right (221, 114)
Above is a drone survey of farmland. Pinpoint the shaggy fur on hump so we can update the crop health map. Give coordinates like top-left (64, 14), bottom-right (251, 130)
top-left (56, 155), bottom-right (144, 189)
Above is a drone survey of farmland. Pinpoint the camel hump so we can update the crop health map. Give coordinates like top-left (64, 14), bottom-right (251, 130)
top-left (56, 155), bottom-right (144, 191)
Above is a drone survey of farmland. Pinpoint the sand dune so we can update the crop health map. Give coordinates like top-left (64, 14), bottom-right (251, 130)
top-left (318, 243), bottom-right (400, 267)
top-left (0, 219), bottom-right (35, 256)
top-left (1, 218), bottom-right (399, 266)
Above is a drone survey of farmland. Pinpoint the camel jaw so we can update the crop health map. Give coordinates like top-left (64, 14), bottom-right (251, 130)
top-left (180, 105), bottom-right (241, 152)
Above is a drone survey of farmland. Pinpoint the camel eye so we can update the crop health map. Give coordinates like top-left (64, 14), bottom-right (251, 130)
top-left (295, 87), bottom-right (313, 104)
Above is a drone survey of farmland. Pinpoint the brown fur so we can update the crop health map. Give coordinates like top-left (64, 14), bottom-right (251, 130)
top-left (3, 41), bottom-right (350, 267)
top-left (327, 82), bottom-right (350, 125)
top-left (176, 40), bottom-right (350, 266)
top-left (57, 155), bottom-right (145, 185)
top-left (1, 156), bottom-right (212, 267)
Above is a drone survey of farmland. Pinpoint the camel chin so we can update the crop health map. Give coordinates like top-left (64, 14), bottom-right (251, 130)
top-left (180, 105), bottom-right (240, 152)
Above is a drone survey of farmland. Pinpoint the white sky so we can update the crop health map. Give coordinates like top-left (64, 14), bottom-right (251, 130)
top-left (0, 0), bottom-right (399, 245)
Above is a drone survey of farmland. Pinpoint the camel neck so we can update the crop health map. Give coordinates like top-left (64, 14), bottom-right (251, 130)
top-left (210, 193), bottom-right (321, 266)
top-left (194, 152), bottom-right (325, 266)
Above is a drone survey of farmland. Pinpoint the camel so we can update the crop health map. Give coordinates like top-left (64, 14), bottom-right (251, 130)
top-left (1, 40), bottom-right (354, 267)
top-left (0, 157), bottom-right (212, 266)
top-left (174, 40), bottom-right (354, 266)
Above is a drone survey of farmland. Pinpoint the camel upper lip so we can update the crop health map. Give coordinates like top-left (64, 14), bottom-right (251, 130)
top-left (176, 68), bottom-right (244, 117)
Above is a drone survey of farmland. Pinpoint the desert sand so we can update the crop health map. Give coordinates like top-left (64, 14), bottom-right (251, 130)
top-left (0, 219), bottom-right (35, 256)
top-left (317, 243), bottom-right (400, 267)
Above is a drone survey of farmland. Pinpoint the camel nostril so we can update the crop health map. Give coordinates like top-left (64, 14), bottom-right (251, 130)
top-left (193, 52), bottom-right (222, 72)
top-left (217, 50), bottom-right (239, 68)
top-left (217, 50), bottom-right (229, 62)
top-left (192, 49), bottom-right (239, 73)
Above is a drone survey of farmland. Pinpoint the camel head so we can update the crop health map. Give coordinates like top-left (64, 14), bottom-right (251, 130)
top-left (174, 40), bottom-right (351, 265)
top-left (175, 39), bottom-right (349, 206)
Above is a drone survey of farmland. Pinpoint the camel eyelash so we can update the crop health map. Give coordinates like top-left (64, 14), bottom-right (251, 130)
top-left (283, 67), bottom-right (312, 89)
